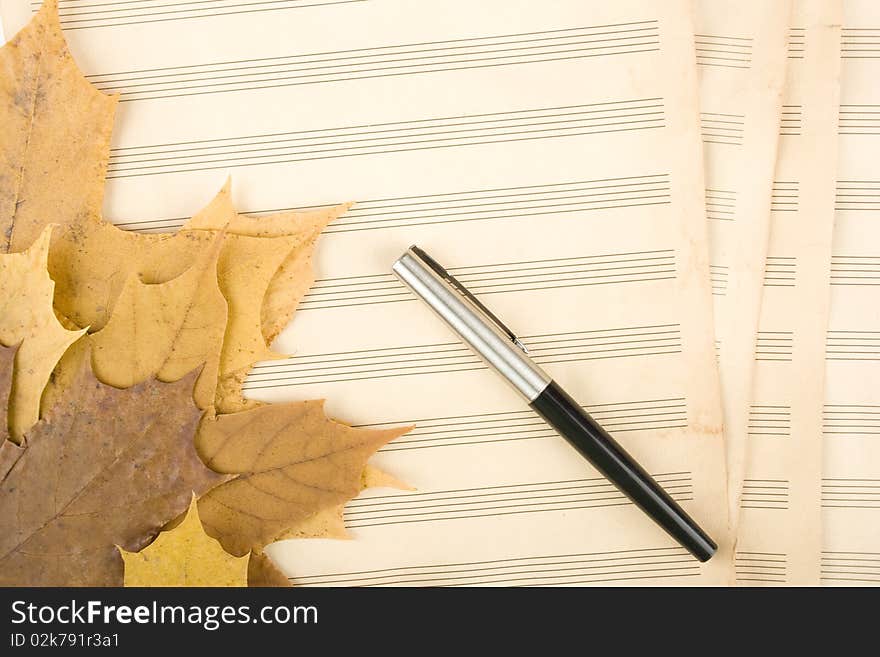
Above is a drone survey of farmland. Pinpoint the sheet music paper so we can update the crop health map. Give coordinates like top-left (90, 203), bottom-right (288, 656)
top-left (734, 0), bottom-right (843, 586)
top-left (694, 0), bottom-right (791, 528)
top-left (0, 0), bottom-right (731, 584)
top-left (821, 0), bottom-right (880, 586)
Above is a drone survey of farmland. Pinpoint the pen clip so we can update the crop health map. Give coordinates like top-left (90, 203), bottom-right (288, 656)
top-left (409, 245), bottom-right (529, 354)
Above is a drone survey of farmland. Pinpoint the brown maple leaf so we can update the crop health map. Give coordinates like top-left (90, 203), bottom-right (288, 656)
top-left (247, 550), bottom-right (292, 588)
top-left (0, 347), bottom-right (227, 586)
top-left (196, 401), bottom-right (411, 557)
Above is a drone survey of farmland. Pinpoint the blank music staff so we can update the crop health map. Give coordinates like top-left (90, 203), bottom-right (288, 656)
top-left (709, 264), bottom-right (728, 296)
top-left (748, 404), bottom-right (792, 438)
top-left (780, 104), bottom-right (803, 135)
top-left (705, 188), bottom-right (736, 222)
top-left (771, 180), bottom-right (800, 212)
top-left (114, 175), bottom-right (673, 234)
top-left (242, 323), bottom-right (683, 389)
top-left (300, 250), bottom-right (676, 311)
top-left (763, 256), bottom-right (797, 287)
top-left (740, 479), bottom-right (790, 510)
top-left (831, 255), bottom-right (880, 286)
top-left (291, 546), bottom-right (700, 587)
top-left (826, 330), bottom-right (880, 361)
top-left (735, 551), bottom-right (787, 584)
top-left (363, 397), bottom-right (689, 453)
top-left (342, 473), bottom-right (693, 530)
top-left (105, 100), bottom-right (667, 178)
top-left (86, 22), bottom-right (661, 101)
top-left (700, 112), bottom-right (745, 145)
top-left (835, 180), bottom-right (880, 211)
top-left (755, 331), bottom-right (794, 361)
top-left (821, 552), bottom-right (880, 585)
top-left (839, 105), bottom-right (880, 134)
top-left (35, 0), bottom-right (365, 30)
top-left (787, 27), bottom-right (805, 59)
top-left (841, 27), bottom-right (880, 59)
top-left (822, 479), bottom-right (880, 509)
top-left (823, 404), bottom-right (880, 438)
top-left (694, 33), bottom-right (752, 69)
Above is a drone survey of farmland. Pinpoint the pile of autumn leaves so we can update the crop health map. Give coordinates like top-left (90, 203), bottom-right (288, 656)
top-left (0, 1), bottom-right (408, 586)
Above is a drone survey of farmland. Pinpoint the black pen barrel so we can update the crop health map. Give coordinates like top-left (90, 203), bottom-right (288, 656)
top-left (530, 381), bottom-right (717, 562)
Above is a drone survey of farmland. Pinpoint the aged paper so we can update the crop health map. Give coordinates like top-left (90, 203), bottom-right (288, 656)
top-left (821, 0), bottom-right (880, 586)
top-left (734, 0), bottom-right (843, 586)
top-left (0, 0), bottom-right (731, 584)
top-left (695, 0), bottom-right (791, 527)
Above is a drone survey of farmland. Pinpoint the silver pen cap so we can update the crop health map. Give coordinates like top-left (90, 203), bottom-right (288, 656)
top-left (392, 246), bottom-right (551, 402)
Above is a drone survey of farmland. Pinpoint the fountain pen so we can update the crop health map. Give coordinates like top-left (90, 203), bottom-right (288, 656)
top-left (392, 245), bottom-right (717, 562)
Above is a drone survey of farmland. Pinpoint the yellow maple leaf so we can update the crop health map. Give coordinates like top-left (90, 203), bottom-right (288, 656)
top-left (183, 185), bottom-right (340, 412)
top-left (90, 232), bottom-right (227, 409)
top-left (186, 198), bottom-right (350, 348)
top-left (0, 226), bottom-right (84, 440)
top-left (120, 497), bottom-right (249, 587)
top-left (48, 182), bottom-right (344, 414)
top-left (187, 190), bottom-right (352, 412)
top-left (42, 229), bottom-right (228, 413)
top-left (0, 0), bottom-right (116, 254)
top-left (0, 344), bottom-right (25, 480)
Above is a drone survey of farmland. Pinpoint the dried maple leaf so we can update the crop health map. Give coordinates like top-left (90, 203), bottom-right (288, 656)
top-left (279, 465), bottom-right (413, 541)
top-left (89, 232), bottom-right (227, 409)
top-left (196, 401), bottom-right (411, 557)
top-left (183, 188), bottom-right (349, 412)
top-left (0, 226), bottom-right (84, 440)
top-left (50, 220), bottom-right (212, 333)
top-left (120, 497), bottom-right (248, 587)
top-left (0, 344), bottom-right (13, 435)
top-left (0, 343), bottom-right (24, 479)
top-left (247, 550), bottom-right (292, 588)
top-left (0, 350), bottom-right (227, 586)
top-left (186, 201), bottom-right (352, 348)
top-left (29, 182), bottom-right (343, 416)
top-left (42, 231), bottom-right (227, 413)
top-left (47, 184), bottom-right (344, 413)
top-left (0, 0), bottom-right (116, 254)
top-left (280, 506), bottom-right (350, 541)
